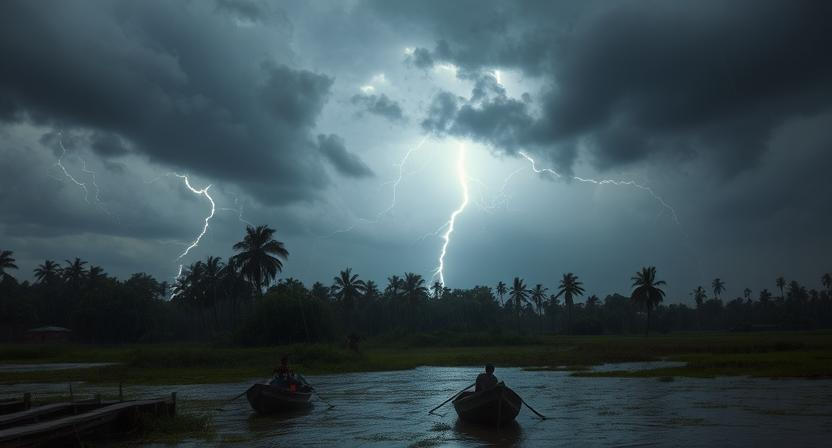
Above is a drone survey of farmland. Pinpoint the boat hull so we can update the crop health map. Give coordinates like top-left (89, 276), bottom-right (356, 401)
top-left (452, 383), bottom-right (522, 426)
top-left (246, 383), bottom-right (313, 414)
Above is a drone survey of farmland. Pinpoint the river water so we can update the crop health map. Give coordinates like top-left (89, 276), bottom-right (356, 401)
top-left (3, 366), bottom-right (832, 447)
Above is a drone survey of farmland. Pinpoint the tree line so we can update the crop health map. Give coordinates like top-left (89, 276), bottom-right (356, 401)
top-left (1, 227), bottom-right (831, 344)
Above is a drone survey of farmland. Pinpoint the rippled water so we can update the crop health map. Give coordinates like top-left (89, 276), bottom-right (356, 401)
top-left (3, 366), bottom-right (832, 447)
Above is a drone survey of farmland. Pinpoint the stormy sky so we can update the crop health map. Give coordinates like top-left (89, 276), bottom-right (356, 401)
top-left (1, 0), bottom-right (830, 302)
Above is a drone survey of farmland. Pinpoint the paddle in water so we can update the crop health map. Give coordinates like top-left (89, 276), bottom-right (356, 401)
top-left (518, 396), bottom-right (547, 420)
top-left (297, 374), bottom-right (335, 409)
top-left (428, 383), bottom-right (475, 414)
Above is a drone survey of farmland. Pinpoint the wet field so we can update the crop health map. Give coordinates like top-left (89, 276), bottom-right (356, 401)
top-left (3, 365), bottom-right (832, 447)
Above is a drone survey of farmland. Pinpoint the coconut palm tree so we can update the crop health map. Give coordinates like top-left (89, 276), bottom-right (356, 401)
top-left (63, 258), bottom-right (88, 288)
top-left (231, 225), bottom-right (289, 295)
top-left (712, 278), bottom-right (726, 300)
top-left (385, 275), bottom-right (403, 299)
top-left (403, 272), bottom-right (428, 306)
top-left (34, 260), bottom-right (60, 284)
top-left (692, 286), bottom-right (707, 308)
top-left (743, 288), bottom-right (752, 302)
top-left (631, 266), bottom-right (666, 336)
top-left (555, 273), bottom-right (585, 334)
top-left (776, 276), bottom-right (786, 301)
top-left (0, 250), bottom-right (18, 279)
top-left (364, 280), bottom-right (380, 302)
top-left (331, 268), bottom-right (366, 311)
top-left (531, 284), bottom-right (548, 315)
top-left (495, 281), bottom-right (507, 305)
top-left (509, 277), bottom-right (529, 317)
top-left (821, 273), bottom-right (831, 295)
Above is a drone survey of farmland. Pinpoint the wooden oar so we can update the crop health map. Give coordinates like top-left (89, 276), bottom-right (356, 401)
top-left (518, 395), bottom-right (547, 420)
top-left (297, 374), bottom-right (335, 409)
top-left (428, 383), bottom-right (475, 415)
top-left (214, 388), bottom-right (249, 411)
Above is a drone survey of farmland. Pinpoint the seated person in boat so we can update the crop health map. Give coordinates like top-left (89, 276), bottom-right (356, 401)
top-left (475, 364), bottom-right (499, 392)
top-left (271, 355), bottom-right (309, 392)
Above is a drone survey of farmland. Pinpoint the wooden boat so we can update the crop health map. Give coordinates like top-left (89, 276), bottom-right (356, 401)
top-left (246, 383), bottom-right (313, 414)
top-left (452, 382), bottom-right (522, 426)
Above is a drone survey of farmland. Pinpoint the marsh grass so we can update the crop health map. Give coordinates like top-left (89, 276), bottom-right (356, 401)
top-left (2, 330), bottom-right (831, 384)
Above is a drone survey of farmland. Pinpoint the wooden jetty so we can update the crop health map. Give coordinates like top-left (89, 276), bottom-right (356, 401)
top-left (0, 395), bottom-right (31, 416)
top-left (0, 393), bottom-right (176, 447)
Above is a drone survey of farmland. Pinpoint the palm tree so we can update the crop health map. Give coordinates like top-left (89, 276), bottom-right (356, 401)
top-left (495, 281), bottom-right (507, 305)
top-left (385, 275), bottom-right (403, 299)
top-left (712, 278), bottom-right (725, 300)
top-left (743, 288), bottom-right (752, 302)
top-left (63, 257), bottom-right (88, 288)
top-left (585, 294), bottom-right (600, 309)
top-left (0, 250), bottom-right (18, 279)
top-left (692, 286), bottom-right (707, 308)
top-left (364, 280), bottom-right (380, 302)
top-left (231, 225), bottom-right (289, 295)
top-left (34, 260), bottom-right (60, 284)
top-left (531, 284), bottom-right (548, 315)
top-left (630, 266), bottom-right (666, 336)
top-left (431, 280), bottom-right (444, 300)
top-left (331, 268), bottom-right (366, 311)
top-left (509, 277), bottom-right (530, 317)
top-left (403, 272), bottom-right (428, 306)
top-left (821, 273), bottom-right (831, 295)
top-left (555, 273), bottom-right (584, 334)
top-left (776, 276), bottom-right (786, 301)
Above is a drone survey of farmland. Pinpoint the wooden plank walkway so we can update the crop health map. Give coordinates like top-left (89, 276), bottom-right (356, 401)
top-left (0, 396), bottom-right (175, 447)
top-left (0, 400), bottom-right (112, 430)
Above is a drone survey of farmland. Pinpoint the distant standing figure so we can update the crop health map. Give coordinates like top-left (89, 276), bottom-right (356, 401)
top-left (346, 333), bottom-right (360, 352)
top-left (475, 364), bottom-right (498, 392)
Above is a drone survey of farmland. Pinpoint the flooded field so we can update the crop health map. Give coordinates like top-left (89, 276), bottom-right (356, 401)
top-left (3, 366), bottom-right (832, 447)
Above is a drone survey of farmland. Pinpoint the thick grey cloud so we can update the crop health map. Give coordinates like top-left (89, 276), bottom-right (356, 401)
top-left (0, 0), bottom-right (342, 205)
top-left (383, 0), bottom-right (832, 176)
top-left (316, 134), bottom-right (373, 178)
top-left (350, 93), bottom-right (405, 122)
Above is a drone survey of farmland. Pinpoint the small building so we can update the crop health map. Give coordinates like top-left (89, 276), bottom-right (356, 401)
top-left (24, 326), bottom-right (72, 344)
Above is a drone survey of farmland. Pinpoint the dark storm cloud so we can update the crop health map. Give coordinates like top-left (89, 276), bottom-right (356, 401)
top-left (380, 0), bottom-right (832, 176)
top-left (0, 0), bottom-right (340, 205)
top-left (350, 93), bottom-right (406, 122)
top-left (406, 48), bottom-right (434, 70)
top-left (214, 0), bottom-right (281, 25)
top-left (316, 134), bottom-right (374, 178)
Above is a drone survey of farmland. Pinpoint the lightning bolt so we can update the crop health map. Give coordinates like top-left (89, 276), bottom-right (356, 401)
top-left (218, 195), bottom-right (254, 227)
top-left (434, 143), bottom-right (470, 285)
top-left (174, 174), bottom-right (215, 258)
top-left (321, 135), bottom-right (429, 237)
top-left (52, 136), bottom-right (91, 203)
top-left (169, 174), bottom-right (215, 299)
top-left (518, 151), bottom-right (680, 226)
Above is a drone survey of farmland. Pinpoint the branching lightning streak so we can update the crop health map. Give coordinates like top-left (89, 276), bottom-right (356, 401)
top-left (434, 144), bottom-right (469, 285)
top-left (169, 174), bottom-right (215, 300)
top-left (174, 174), bottom-right (216, 259)
top-left (53, 137), bottom-right (91, 203)
top-left (321, 136), bottom-right (429, 237)
top-left (218, 195), bottom-right (254, 227)
top-left (518, 151), bottom-right (680, 226)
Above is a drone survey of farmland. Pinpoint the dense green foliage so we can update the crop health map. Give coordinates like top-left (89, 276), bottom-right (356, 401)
top-left (1, 228), bottom-right (831, 344)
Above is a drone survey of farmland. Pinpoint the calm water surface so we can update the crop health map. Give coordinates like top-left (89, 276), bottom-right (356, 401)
top-left (4, 366), bottom-right (832, 447)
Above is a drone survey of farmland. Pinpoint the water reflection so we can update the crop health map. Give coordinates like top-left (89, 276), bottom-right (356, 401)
top-left (4, 366), bottom-right (832, 447)
top-left (454, 419), bottom-right (523, 447)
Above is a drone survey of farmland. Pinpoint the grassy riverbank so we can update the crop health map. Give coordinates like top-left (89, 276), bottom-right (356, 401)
top-left (1, 331), bottom-right (831, 384)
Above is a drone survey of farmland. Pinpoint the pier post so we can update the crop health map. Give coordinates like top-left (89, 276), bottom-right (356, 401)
top-left (119, 383), bottom-right (123, 402)
top-left (23, 393), bottom-right (31, 410)
top-left (170, 392), bottom-right (177, 416)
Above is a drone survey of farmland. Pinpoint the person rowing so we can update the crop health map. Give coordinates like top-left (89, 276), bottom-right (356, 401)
top-left (270, 355), bottom-right (308, 392)
top-left (475, 364), bottom-right (499, 392)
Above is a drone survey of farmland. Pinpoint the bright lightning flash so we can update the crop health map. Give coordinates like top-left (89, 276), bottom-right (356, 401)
top-left (170, 174), bottom-right (215, 299)
top-left (434, 144), bottom-right (470, 285)
top-left (518, 151), bottom-right (680, 226)
top-left (175, 174), bottom-right (216, 259)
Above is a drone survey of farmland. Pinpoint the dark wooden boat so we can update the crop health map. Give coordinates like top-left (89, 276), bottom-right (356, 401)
top-left (246, 383), bottom-right (313, 414)
top-left (452, 383), bottom-right (522, 426)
